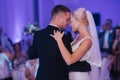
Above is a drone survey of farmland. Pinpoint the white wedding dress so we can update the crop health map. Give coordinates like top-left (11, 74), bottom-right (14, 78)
top-left (69, 35), bottom-right (101, 80)
top-left (69, 36), bottom-right (92, 80)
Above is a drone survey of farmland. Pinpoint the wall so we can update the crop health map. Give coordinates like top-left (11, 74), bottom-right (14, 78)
top-left (39, 0), bottom-right (120, 28)
top-left (0, 0), bottom-right (34, 43)
top-left (0, 0), bottom-right (120, 43)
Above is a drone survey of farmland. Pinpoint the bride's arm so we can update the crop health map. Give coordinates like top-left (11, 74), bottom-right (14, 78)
top-left (51, 31), bottom-right (92, 65)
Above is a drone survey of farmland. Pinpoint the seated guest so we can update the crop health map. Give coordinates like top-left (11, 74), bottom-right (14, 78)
top-left (110, 26), bottom-right (120, 80)
top-left (25, 58), bottom-right (39, 80)
top-left (12, 42), bottom-right (27, 80)
top-left (0, 45), bottom-right (13, 80)
top-left (0, 27), bottom-right (14, 54)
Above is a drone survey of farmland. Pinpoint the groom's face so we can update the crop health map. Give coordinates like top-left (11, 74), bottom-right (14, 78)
top-left (59, 12), bottom-right (70, 30)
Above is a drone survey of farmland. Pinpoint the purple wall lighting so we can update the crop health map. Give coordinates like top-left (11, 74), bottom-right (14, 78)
top-left (0, 0), bottom-right (120, 43)
top-left (39, 0), bottom-right (120, 28)
top-left (0, 0), bottom-right (34, 43)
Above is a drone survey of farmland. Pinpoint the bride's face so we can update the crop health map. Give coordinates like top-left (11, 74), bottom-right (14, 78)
top-left (70, 15), bottom-right (80, 32)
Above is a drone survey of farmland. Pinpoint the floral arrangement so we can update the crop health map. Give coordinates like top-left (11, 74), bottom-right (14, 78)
top-left (23, 23), bottom-right (40, 35)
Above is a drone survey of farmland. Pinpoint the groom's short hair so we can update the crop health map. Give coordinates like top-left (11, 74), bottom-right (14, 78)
top-left (51, 5), bottom-right (70, 17)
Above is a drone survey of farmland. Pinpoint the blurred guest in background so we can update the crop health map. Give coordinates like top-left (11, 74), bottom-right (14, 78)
top-left (98, 19), bottom-right (114, 80)
top-left (0, 45), bottom-right (13, 80)
top-left (110, 26), bottom-right (120, 80)
top-left (25, 58), bottom-right (39, 80)
top-left (21, 35), bottom-right (33, 53)
top-left (0, 27), bottom-right (14, 54)
top-left (12, 42), bottom-right (27, 80)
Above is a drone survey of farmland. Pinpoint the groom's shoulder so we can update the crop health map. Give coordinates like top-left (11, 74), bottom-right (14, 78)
top-left (35, 28), bottom-right (47, 34)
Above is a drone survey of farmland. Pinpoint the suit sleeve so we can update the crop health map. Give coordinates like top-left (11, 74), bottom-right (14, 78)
top-left (62, 34), bottom-right (72, 54)
top-left (27, 32), bottom-right (38, 59)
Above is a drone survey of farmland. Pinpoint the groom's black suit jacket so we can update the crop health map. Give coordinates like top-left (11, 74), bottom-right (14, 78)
top-left (27, 25), bottom-right (72, 80)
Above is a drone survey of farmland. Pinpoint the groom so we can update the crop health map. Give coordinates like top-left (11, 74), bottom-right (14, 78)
top-left (27, 5), bottom-right (72, 80)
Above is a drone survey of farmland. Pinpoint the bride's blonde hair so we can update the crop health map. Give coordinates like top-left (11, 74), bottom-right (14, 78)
top-left (72, 8), bottom-right (88, 25)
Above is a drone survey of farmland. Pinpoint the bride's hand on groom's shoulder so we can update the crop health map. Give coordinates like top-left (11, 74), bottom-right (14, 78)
top-left (50, 30), bottom-right (64, 42)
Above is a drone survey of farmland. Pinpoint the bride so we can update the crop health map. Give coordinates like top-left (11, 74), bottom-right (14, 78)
top-left (51, 8), bottom-right (102, 80)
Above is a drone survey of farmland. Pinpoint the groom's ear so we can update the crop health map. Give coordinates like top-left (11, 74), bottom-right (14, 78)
top-left (54, 15), bottom-right (62, 22)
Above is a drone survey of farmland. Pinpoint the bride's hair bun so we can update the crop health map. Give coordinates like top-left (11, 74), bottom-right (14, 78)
top-left (73, 8), bottom-right (88, 25)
